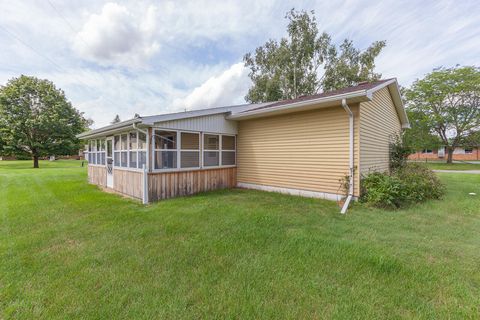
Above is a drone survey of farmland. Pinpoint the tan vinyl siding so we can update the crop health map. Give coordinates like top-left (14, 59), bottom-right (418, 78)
top-left (237, 105), bottom-right (360, 197)
top-left (359, 87), bottom-right (402, 174)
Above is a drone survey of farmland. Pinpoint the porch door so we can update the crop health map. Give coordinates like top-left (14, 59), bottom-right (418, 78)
top-left (106, 138), bottom-right (114, 188)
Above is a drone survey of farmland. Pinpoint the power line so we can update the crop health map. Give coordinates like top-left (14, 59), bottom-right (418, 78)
top-left (0, 24), bottom-right (119, 109)
top-left (46, 0), bottom-right (78, 33)
top-left (46, 0), bottom-right (89, 48)
top-left (0, 25), bottom-right (68, 74)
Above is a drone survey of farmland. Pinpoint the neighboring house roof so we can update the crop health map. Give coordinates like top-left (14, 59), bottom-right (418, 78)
top-left (77, 78), bottom-right (409, 139)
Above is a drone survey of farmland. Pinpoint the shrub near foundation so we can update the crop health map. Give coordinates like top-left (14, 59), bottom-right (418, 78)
top-left (361, 163), bottom-right (445, 209)
top-left (396, 163), bottom-right (445, 203)
top-left (361, 172), bottom-right (407, 209)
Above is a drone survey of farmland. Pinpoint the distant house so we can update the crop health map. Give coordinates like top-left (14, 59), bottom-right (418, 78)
top-left (77, 79), bottom-right (409, 208)
top-left (409, 146), bottom-right (480, 161)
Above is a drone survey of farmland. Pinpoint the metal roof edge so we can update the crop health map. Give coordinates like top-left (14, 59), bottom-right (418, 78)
top-left (76, 118), bottom-right (142, 139)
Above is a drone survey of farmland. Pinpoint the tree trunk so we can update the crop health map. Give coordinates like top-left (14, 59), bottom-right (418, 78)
top-left (33, 155), bottom-right (39, 168)
top-left (446, 147), bottom-right (454, 164)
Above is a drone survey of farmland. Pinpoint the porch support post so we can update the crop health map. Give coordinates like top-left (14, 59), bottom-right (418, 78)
top-left (142, 164), bottom-right (148, 204)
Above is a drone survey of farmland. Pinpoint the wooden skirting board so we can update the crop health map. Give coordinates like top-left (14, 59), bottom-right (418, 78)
top-left (88, 166), bottom-right (236, 202)
top-left (88, 165), bottom-right (106, 187)
top-left (148, 167), bottom-right (237, 201)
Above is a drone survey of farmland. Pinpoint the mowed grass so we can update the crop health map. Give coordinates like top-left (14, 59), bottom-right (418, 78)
top-left (411, 161), bottom-right (480, 171)
top-left (1, 161), bottom-right (480, 319)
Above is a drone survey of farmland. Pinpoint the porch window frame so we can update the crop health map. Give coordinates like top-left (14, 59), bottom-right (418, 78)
top-left (180, 131), bottom-right (201, 169)
top-left (152, 129), bottom-right (179, 171)
top-left (87, 138), bottom-right (106, 167)
top-left (203, 133), bottom-right (221, 168)
top-left (112, 131), bottom-right (146, 172)
top-left (221, 134), bottom-right (236, 166)
top-left (150, 127), bottom-right (236, 173)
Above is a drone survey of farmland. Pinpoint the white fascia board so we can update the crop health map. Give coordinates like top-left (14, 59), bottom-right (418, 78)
top-left (227, 90), bottom-right (369, 120)
top-left (364, 78), bottom-right (397, 97)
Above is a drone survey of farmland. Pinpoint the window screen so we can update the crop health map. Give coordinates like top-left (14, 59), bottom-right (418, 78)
top-left (203, 151), bottom-right (219, 166)
top-left (204, 134), bottom-right (219, 150)
top-left (155, 131), bottom-right (176, 149)
top-left (154, 151), bottom-right (177, 169)
top-left (222, 136), bottom-right (235, 150)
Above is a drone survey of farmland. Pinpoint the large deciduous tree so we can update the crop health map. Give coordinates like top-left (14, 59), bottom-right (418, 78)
top-left (243, 8), bottom-right (386, 103)
top-left (405, 66), bottom-right (480, 163)
top-left (0, 75), bottom-right (90, 168)
top-left (403, 109), bottom-right (442, 151)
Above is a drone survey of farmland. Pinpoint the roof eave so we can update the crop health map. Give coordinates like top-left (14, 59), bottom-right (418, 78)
top-left (76, 119), bottom-right (143, 139)
top-left (365, 79), bottom-right (410, 128)
top-left (227, 90), bottom-right (370, 120)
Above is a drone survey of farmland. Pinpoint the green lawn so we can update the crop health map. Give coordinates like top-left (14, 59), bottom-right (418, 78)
top-left (410, 161), bottom-right (480, 171)
top-left (1, 160), bottom-right (480, 319)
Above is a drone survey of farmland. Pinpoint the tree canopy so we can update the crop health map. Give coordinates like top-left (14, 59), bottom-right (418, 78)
top-left (243, 9), bottom-right (386, 103)
top-left (405, 66), bottom-right (480, 163)
top-left (0, 75), bottom-right (90, 167)
top-left (403, 109), bottom-right (442, 151)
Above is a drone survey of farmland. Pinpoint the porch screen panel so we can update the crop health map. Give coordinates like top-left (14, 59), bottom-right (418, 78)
top-left (154, 130), bottom-right (177, 169)
top-left (203, 134), bottom-right (219, 167)
top-left (221, 135), bottom-right (236, 166)
top-left (114, 136), bottom-right (120, 167)
top-left (181, 132), bottom-right (200, 168)
top-left (120, 134), bottom-right (128, 167)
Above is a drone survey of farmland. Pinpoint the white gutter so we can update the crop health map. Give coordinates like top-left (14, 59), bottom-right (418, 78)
top-left (133, 122), bottom-right (149, 205)
top-left (341, 98), bottom-right (354, 214)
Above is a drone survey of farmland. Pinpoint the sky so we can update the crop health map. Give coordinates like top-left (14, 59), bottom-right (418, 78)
top-left (0, 0), bottom-right (478, 128)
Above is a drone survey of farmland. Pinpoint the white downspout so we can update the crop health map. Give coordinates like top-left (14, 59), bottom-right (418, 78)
top-left (133, 123), bottom-right (149, 204)
top-left (341, 98), bottom-right (354, 214)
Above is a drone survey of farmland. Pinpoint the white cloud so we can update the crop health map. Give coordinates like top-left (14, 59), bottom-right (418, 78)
top-left (175, 63), bottom-right (251, 110)
top-left (1, 0), bottom-right (479, 128)
top-left (74, 2), bottom-right (159, 67)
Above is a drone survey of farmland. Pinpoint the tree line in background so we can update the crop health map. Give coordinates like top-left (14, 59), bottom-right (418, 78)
top-left (0, 8), bottom-right (478, 168)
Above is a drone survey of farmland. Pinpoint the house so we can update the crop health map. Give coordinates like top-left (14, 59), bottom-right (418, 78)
top-left (409, 146), bottom-right (480, 161)
top-left (77, 79), bottom-right (409, 211)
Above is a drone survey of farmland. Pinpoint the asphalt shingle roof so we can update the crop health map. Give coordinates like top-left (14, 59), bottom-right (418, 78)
top-left (241, 79), bottom-right (394, 113)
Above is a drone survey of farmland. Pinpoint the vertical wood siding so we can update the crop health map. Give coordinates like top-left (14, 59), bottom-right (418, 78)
top-left (237, 106), bottom-right (360, 197)
top-left (88, 166), bottom-right (106, 187)
top-left (148, 167), bottom-right (236, 201)
top-left (359, 87), bottom-right (402, 174)
top-left (113, 169), bottom-right (143, 199)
